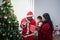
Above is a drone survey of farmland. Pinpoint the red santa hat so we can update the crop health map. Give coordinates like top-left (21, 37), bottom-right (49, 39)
top-left (26, 11), bottom-right (33, 17)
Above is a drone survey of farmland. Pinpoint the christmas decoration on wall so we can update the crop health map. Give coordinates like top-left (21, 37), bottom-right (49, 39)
top-left (0, 0), bottom-right (22, 40)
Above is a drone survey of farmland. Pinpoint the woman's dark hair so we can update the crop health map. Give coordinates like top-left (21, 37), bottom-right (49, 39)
top-left (43, 13), bottom-right (54, 32)
top-left (37, 16), bottom-right (42, 19)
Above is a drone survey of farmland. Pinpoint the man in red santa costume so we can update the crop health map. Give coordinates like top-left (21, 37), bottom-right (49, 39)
top-left (20, 11), bottom-right (36, 40)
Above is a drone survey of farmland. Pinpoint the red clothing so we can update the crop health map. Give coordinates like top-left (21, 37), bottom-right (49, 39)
top-left (38, 22), bottom-right (53, 40)
top-left (20, 18), bottom-right (36, 40)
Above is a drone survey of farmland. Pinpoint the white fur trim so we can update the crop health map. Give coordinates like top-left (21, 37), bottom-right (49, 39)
top-left (26, 15), bottom-right (33, 17)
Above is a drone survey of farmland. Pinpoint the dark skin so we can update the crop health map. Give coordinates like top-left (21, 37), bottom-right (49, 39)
top-left (27, 17), bottom-right (33, 21)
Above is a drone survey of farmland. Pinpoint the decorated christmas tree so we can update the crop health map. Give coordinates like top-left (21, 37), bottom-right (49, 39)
top-left (0, 0), bottom-right (22, 40)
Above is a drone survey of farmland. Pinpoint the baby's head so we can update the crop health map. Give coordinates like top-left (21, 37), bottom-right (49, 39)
top-left (37, 16), bottom-right (42, 22)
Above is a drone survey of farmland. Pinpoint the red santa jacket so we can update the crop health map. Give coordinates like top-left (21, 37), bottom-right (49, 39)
top-left (38, 22), bottom-right (53, 40)
top-left (20, 18), bottom-right (36, 36)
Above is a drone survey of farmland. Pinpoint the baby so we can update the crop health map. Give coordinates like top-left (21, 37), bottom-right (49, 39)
top-left (37, 16), bottom-right (43, 30)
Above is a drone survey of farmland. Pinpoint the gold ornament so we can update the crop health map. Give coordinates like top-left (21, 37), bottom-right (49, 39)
top-left (2, 1), bottom-right (6, 4)
top-left (9, 16), bottom-right (11, 18)
top-left (1, 7), bottom-right (3, 10)
top-left (11, 27), bottom-right (13, 30)
top-left (10, 10), bottom-right (14, 15)
top-left (17, 35), bottom-right (19, 37)
top-left (3, 10), bottom-right (6, 13)
top-left (10, 35), bottom-right (12, 37)
top-left (2, 32), bottom-right (6, 36)
top-left (4, 15), bottom-right (8, 19)
top-left (7, 7), bottom-right (8, 8)
top-left (8, 21), bottom-right (11, 23)
top-left (7, 3), bottom-right (10, 5)
top-left (15, 21), bottom-right (17, 22)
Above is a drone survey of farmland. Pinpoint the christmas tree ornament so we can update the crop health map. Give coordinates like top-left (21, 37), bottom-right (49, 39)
top-left (8, 21), bottom-right (11, 23)
top-left (7, 7), bottom-right (8, 8)
top-left (11, 27), bottom-right (13, 30)
top-left (0, 6), bottom-right (3, 10)
top-left (10, 35), bottom-right (12, 37)
top-left (9, 16), bottom-right (11, 18)
top-left (2, 1), bottom-right (6, 4)
top-left (2, 32), bottom-right (6, 36)
top-left (4, 15), bottom-right (8, 19)
top-left (1, 7), bottom-right (3, 10)
top-left (17, 35), bottom-right (19, 37)
top-left (10, 10), bottom-right (14, 16)
top-left (15, 21), bottom-right (17, 23)
top-left (3, 10), bottom-right (6, 13)
top-left (7, 2), bottom-right (10, 5)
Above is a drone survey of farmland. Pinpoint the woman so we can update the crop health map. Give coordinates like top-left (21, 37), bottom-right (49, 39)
top-left (38, 13), bottom-right (54, 40)
top-left (37, 16), bottom-right (42, 30)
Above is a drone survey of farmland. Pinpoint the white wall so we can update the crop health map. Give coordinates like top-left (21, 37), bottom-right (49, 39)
top-left (34, 0), bottom-right (60, 29)
top-left (0, 0), bottom-right (2, 6)
top-left (11, 0), bottom-right (34, 22)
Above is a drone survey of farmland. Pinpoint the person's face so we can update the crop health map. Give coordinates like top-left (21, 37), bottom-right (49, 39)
top-left (27, 17), bottom-right (32, 21)
top-left (42, 16), bottom-right (45, 22)
top-left (37, 19), bottom-right (41, 22)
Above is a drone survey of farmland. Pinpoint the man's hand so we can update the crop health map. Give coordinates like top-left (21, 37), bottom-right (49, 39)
top-left (23, 35), bottom-right (28, 38)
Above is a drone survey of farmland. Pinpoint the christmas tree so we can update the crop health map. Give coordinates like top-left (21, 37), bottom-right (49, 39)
top-left (0, 0), bottom-right (22, 40)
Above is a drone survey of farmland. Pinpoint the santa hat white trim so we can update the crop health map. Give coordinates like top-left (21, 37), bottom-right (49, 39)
top-left (26, 15), bottom-right (33, 17)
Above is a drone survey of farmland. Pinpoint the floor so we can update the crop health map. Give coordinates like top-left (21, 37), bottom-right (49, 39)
top-left (35, 35), bottom-right (60, 40)
top-left (53, 35), bottom-right (60, 40)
